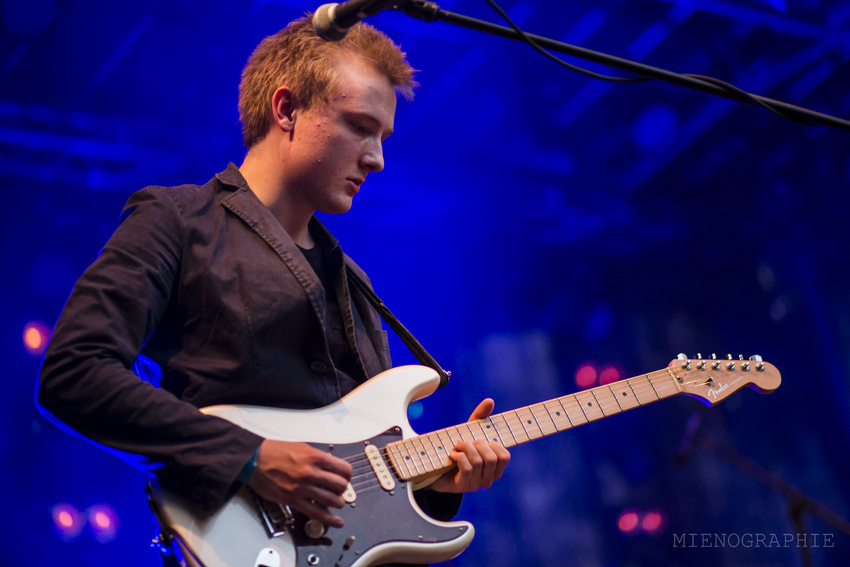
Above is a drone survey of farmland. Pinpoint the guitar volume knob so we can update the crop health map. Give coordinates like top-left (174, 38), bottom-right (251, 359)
top-left (304, 519), bottom-right (327, 540)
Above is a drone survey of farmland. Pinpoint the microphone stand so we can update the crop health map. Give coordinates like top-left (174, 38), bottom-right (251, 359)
top-left (676, 413), bottom-right (850, 567)
top-left (395, 1), bottom-right (850, 132)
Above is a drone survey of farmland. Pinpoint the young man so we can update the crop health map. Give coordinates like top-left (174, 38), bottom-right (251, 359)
top-left (37, 14), bottom-right (509, 555)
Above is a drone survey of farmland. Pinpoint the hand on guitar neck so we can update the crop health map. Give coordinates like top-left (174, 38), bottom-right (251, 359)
top-left (428, 398), bottom-right (512, 494)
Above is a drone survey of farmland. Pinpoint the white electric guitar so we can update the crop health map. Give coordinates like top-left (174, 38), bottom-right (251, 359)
top-left (148, 354), bottom-right (781, 567)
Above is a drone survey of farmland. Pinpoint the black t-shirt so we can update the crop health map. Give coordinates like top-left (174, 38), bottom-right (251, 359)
top-left (298, 243), bottom-right (366, 396)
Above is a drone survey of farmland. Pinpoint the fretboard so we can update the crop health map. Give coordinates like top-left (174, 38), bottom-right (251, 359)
top-left (385, 367), bottom-right (683, 483)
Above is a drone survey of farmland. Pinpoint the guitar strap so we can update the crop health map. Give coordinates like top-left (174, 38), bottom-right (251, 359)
top-left (346, 265), bottom-right (451, 388)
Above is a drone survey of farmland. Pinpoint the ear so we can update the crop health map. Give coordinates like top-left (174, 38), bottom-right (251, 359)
top-left (271, 86), bottom-right (296, 133)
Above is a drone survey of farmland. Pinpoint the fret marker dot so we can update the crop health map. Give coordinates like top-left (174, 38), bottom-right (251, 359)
top-left (587, 403), bottom-right (592, 407)
top-left (622, 392), bottom-right (627, 396)
top-left (527, 420), bottom-right (532, 425)
top-left (486, 425), bottom-right (491, 429)
top-left (556, 412), bottom-right (561, 416)
top-left (420, 451), bottom-right (425, 456)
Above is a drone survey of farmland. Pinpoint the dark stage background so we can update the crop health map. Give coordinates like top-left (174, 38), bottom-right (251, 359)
top-left (3, 0), bottom-right (849, 565)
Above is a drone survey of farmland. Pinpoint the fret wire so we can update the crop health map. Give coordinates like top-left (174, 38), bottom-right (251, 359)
top-left (589, 389), bottom-right (607, 416)
top-left (598, 386), bottom-right (621, 414)
top-left (576, 394), bottom-right (591, 421)
top-left (435, 429), bottom-right (456, 455)
top-left (609, 384), bottom-right (624, 412)
top-left (516, 407), bottom-right (542, 439)
top-left (425, 430), bottom-right (451, 467)
top-left (443, 426), bottom-right (459, 446)
top-left (486, 416), bottom-right (505, 444)
top-left (418, 432), bottom-right (439, 466)
top-left (532, 402), bottom-right (557, 434)
top-left (543, 401), bottom-right (570, 431)
top-left (561, 395), bottom-right (587, 425)
top-left (410, 436), bottom-right (437, 471)
top-left (402, 438), bottom-right (425, 476)
top-left (512, 409), bottom-right (532, 442)
top-left (461, 422), bottom-right (477, 441)
top-left (457, 422), bottom-right (472, 441)
top-left (423, 430), bottom-right (443, 459)
top-left (628, 377), bottom-right (652, 405)
top-left (555, 397), bottom-right (575, 427)
top-left (647, 374), bottom-right (662, 398)
top-left (492, 413), bottom-right (519, 446)
top-left (472, 418), bottom-right (491, 441)
top-left (528, 404), bottom-right (549, 436)
top-left (626, 378), bottom-right (648, 404)
top-left (388, 442), bottom-right (413, 479)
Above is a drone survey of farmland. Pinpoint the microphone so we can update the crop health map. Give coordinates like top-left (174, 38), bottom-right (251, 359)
top-left (313, 0), bottom-right (407, 41)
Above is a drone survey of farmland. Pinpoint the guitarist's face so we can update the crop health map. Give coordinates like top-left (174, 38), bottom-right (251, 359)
top-left (282, 53), bottom-right (398, 216)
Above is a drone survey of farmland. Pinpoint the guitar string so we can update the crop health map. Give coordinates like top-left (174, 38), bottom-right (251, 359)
top-left (263, 368), bottom-right (761, 515)
top-left (338, 370), bottom-right (743, 483)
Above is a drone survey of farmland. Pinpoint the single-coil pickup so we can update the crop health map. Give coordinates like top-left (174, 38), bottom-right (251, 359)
top-left (365, 444), bottom-right (395, 491)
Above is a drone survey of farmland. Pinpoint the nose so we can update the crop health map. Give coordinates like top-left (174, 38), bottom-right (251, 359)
top-left (360, 139), bottom-right (384, 173)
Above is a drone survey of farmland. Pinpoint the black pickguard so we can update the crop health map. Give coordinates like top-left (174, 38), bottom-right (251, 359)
top-left (281, 428), bottom-right (467, 567)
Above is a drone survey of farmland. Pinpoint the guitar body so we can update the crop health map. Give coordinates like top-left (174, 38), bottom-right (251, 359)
top-left (149, 356), bottom-right (781, 566)
top-left (149, 365), bottom-right (474, 567)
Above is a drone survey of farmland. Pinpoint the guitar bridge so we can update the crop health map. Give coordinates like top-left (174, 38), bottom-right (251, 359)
top-left (252, 492), bottom-right (295, 538)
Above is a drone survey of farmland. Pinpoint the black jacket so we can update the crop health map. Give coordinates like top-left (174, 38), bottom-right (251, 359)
top-left (38, 164), bottom-right (405, 512)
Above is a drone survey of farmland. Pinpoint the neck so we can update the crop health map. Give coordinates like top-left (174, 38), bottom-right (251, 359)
top-left (239, 147), bottom-right (315, 248)
top-left (386, 368), bottom-right (683, 485)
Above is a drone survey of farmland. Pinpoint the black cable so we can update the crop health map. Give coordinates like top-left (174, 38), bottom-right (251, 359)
top-left (484, 0), bottom-right (650, 83)
top-left (484, 0), bottom-right (824, 126)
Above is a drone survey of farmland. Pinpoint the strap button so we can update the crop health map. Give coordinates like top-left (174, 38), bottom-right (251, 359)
top-left (310, 360), bottom-right (328, 373)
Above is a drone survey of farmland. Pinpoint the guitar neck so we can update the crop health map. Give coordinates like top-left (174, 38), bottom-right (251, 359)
top-left (385, 367), bottom-right (683, 484)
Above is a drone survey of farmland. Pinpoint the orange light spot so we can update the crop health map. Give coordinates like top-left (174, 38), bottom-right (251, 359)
top-left (23, 321), bottom-right (50, 355)
top-left (94, 511), bottom-right (111, 529)
top-left (575, 364), bottom-right (597, 388)
top-left (57, 510), bottom-right (74, 528)
top-left (24, 327), bottom-right (43, 349)
top-left (618, 511), bottom-right (639, 533)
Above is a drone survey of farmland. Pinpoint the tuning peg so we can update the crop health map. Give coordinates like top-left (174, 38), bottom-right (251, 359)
top-left (749, 354), bottom-right (765, 371)
top-left (711, 353), bottom-right (717, 360)
top-left (738, 354), bottom-right (744, 360)
top-left (677, 353), bottom-right (688, 360)
top-left (726, 354), bottom-right (733, 360)
top-left (696, 353), bottom-right (703, 360)
top-left (697, 360), bottom-right (706, 370)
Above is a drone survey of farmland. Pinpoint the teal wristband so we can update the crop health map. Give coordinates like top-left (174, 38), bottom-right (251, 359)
top-left (236, 446), bottom-right (261, 485)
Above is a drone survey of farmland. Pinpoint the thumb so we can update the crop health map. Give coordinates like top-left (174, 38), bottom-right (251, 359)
top-left (468, 398), bottom-right (495, 421)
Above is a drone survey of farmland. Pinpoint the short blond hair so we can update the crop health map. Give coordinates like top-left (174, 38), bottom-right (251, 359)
top-left (238, 15), bottom-right (417, 148)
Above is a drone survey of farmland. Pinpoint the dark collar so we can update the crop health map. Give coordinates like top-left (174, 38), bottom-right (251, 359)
top-left (217, 163), bottom-right (340, 251)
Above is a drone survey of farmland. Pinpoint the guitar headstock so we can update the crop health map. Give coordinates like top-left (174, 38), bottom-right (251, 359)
top-left (668, 354), bottom-right (781, 406)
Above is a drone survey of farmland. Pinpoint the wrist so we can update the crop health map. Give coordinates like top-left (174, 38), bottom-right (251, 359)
top-left (236, 445), bottom-right (261, 485)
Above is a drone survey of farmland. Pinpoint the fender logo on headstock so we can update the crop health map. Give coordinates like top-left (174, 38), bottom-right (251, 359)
top-left (707, 376), bottom-right (743, 400)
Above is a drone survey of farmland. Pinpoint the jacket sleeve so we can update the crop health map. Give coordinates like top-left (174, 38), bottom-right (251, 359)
top-left (36, 187), bottom-right (262, 512)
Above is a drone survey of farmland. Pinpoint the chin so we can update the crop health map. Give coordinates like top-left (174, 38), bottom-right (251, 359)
top-left (323, 200), bottom-right (354, 215)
